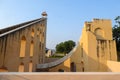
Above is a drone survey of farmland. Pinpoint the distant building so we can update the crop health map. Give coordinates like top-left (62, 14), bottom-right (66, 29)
top-left (46, 49), bottom-right (55, 57)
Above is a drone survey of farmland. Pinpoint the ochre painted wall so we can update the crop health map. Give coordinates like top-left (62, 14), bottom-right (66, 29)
top-left (107, 60), bottom-right (120, 72)
top-left (0, 19), bottom-right (47, 72)
top-left (47, 19), bottom-right (117, 72)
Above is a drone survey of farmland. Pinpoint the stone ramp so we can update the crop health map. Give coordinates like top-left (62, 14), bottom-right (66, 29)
top-left (37, 45), bottom-right (78, 69)
top-left (0, 18), bottom-right (45, 37)
top-left (0, 18), bottom-right (41, 34)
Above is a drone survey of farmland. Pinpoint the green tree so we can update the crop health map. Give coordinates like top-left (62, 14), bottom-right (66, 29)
top-left (113, 16), bottom-right (120, 60)
top-left (64, 40), bottom-right (76, 53)
top-left (56, 40), bottom-right (76, 54)
top-left (56, 42), bottom-right (64, 53)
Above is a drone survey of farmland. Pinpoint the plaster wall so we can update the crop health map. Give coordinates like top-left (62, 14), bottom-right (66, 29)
top-left (107, 60), bottom-right (120, 72)
top-left (0, 19), bottom-right (47, 72)
top-left (37, 19), bottom-right (117, 72)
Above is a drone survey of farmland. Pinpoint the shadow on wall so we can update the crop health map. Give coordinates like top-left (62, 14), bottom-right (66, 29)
top-left (36, 44), bottom-right (112, 72)
top-left (36, 62), bottom-right (70, 72)
top-left (49, 63), bottom-right (70, 72)
top-left (117, 51), bottom-right (120, 61)
top-left (69, 44), bottom-right (112, 72)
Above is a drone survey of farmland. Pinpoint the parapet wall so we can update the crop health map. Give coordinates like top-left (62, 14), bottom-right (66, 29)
top-left (107, 60), bottom-right (120, 72)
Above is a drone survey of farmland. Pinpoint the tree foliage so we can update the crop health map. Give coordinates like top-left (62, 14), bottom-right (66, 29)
top-left (113, 16), bottom-right (120, 51)
top-left (56, 40), bottom-right (76, 53)
top-left (113, 16), bottom-right (120, 60)
top-left (56, 42), bottom-right (64, 53)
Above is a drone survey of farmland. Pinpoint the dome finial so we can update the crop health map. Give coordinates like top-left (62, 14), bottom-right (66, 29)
top-left (41, 11), bottom-right (47, 18)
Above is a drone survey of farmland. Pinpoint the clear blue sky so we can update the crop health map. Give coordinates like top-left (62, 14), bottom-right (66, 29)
top-left (0, 0), bottom-right (120, 49)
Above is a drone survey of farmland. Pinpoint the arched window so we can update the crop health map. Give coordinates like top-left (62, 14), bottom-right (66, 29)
top-left (43, 32), bottom-right (44, 37)
top-left (40, 28), bottom-right (42, 34)
top-left (30, 41), bottom-right (34, 57)
top-left (20, 36), bottom-right (26, 57)
top-left (42, 37), bottom-right (44, 44)
top-left (31, 29), bottom-right (34, 37)
top-left (39, 42), bottom-right (41, 50)
top-left (37, 28), bottom-right (39, 36)
top-left (40, 34), bottom-right (42, 42)
top-left (81, 61), bottom-right (84, 72)
top-left (18, 63), bottom-right (24, 72)
top-left (81, 43), bottom-right (83, 57)
top-left (81, 48), bottom-right (83, 57)
top-left (70, 62), bottom-right (76, 72)
top-left (29, 61), bottom-right (33, 72)
top-left (94, 28), bottom-right (104, 39)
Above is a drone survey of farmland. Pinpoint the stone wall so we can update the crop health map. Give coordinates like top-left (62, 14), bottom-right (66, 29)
top-left (37, 19), bottom-right (117, 72)
top-left (107, 60), bottom-right (120, 72)
top-left (0, 18), bottom-right (47, 72)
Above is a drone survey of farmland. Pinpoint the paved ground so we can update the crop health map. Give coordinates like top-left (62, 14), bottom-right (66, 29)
top-left (0, 73), bottom-right (120, 80)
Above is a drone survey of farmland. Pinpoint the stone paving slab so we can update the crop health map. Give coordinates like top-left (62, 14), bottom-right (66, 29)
top-left (0, 73), bottom-right (120, 80)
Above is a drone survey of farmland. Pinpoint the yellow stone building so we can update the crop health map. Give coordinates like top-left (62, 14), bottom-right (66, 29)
top-left (78, 19), bottom-right (117, 72)
top-left (0, 12), bottom-right (47, 72)
top-left (37, 18), bottom-right (119, 72)
top-left (0, 12), bottom-right (119, 72)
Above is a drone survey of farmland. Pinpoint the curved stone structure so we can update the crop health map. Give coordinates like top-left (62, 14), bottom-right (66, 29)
top-left (37, 44), bottom-right (78, 69)
top-left (37, 18), bottom-right (118, 72)
top-left (0, 18), bottom-right (45, 37)
top-left (0, 14), bottom-right (47, 72)
top-left (0, 16), bottom-right (118, 72)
